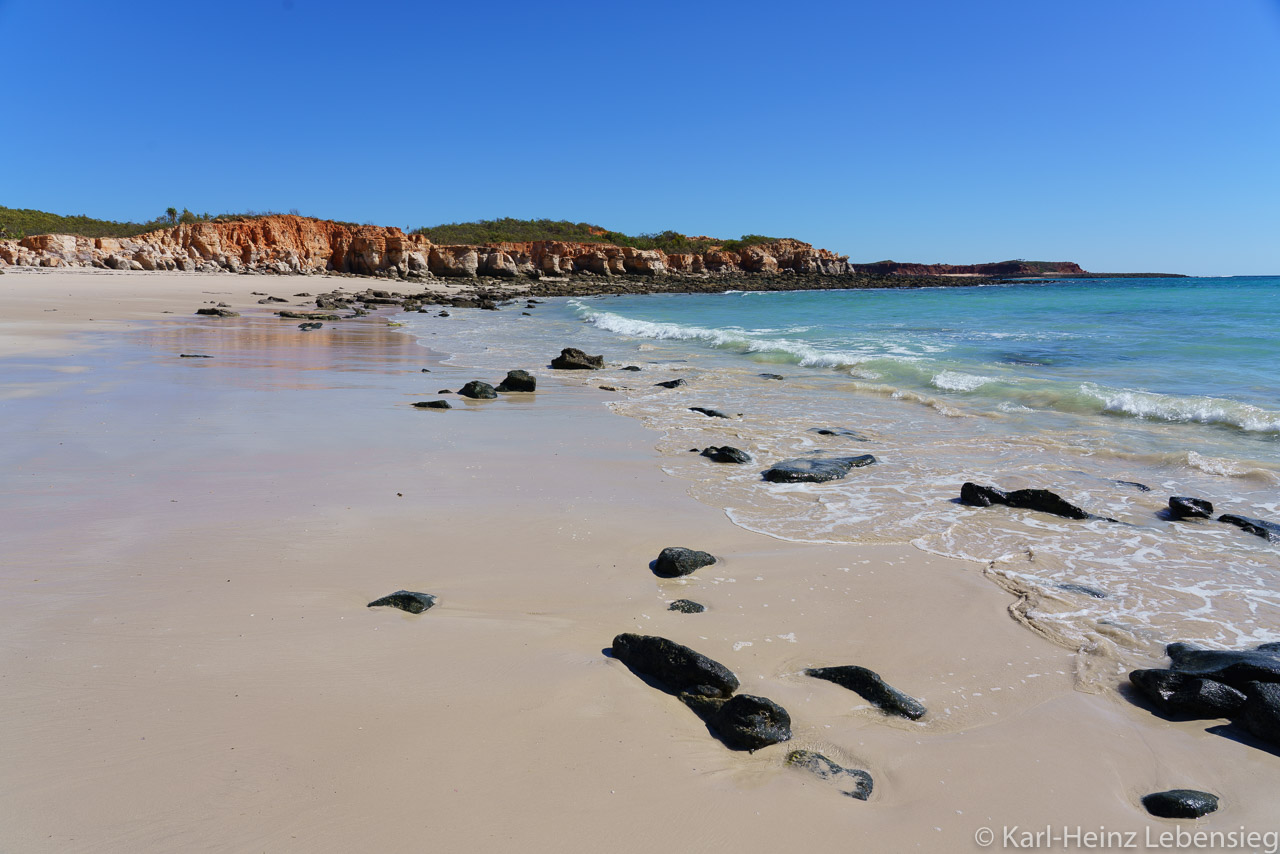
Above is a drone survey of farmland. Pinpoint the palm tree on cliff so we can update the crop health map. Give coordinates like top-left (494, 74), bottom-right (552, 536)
top-left (165, 207), bottom-right (178, 226)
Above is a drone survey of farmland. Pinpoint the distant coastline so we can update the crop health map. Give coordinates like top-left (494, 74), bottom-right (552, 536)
top-left (0, 210), bottom-right (1183, 286)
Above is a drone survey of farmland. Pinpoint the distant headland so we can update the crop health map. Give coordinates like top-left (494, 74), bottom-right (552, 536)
top-left (0, 208), bottom-right (1183, 286)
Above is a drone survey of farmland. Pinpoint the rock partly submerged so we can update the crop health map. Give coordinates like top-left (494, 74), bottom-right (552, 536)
top-left (610, 633), bottom-right (739, 698)
top-left (1168, 496), bottom-right (1213, 520)
top-left (550, 347), bottom-right (604, 370)
top-left (1218, 514), bottom-right (1280, 543)
top-left (689, 406), bottom-right (731, 419)
top-left (960, 482), bottom-right (1099, 521)
top-left (1141, 789), bottom-right (1219, 819)
top-left (786, 750), bottom-right (874, 800)
top-left (700, 446), bottom-right (752, 464)
top-left (367, 590), bottom-right (438, 614)
top-left (681, 693), bottom-right (793, 752)
top-left (805, 665), bottom-right (926, 720)
top-left (457, 381), bottom-right (498, 400)
top-left (412, 400), bottom-right (452, 410)
top-left (495, 369), bottom-right (536, 392)
top-left (763, 455), bottom-right (876, 484)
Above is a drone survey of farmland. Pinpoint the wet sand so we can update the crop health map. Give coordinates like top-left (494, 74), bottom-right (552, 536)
top-left (2, 269), bottom-right (1278, 852)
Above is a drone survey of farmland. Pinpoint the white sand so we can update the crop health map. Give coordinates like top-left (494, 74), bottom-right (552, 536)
top-left (2, 269), bottom-right (1278, 852)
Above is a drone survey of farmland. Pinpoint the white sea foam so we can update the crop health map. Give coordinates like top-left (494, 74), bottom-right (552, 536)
top-left (932, 371), bottom-right (997, 392)
top-left (1082, 383), bottom-right (1280, 433)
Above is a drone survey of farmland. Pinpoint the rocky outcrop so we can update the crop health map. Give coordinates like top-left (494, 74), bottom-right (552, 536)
top-left (849, 260), bottom-right (1087, 277)
top-left (0, 215), bottom-right (865, 279)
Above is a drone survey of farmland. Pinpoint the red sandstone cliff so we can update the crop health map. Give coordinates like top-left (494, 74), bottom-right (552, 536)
top-left (0, 214), bottom-right (1085, 279)
top-left (0, 215), bottom-right (857, 278)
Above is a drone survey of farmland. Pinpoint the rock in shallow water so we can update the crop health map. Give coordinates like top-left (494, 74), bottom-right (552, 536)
top-left (806, 665), bottom-right (926, 720)
top-left (412, 400), bottom-right (452, 410)
top-left (1218, 513), bottom-right (1280, 542)
top-left (763, 456), bottom-right (876, 484)
top-left (700, 446), bottom-right (751, 464)
top-left (550, 347), bottom-right (604, 370)
top-left (681, 693), bottom-right (792, 751)
top-left (495, 369), bottom-right (536, 392)
top-left (653, 547), bottom-right (717, 578)
top-left (367, 590), bottom-right (437, 614)
top-left (611, 633), bottom-right (738, 698)
top-left (689, 406), bottom-right (731, 419)
top-left (1141, 789), bottom-right (1219, 819)
top-left (457, 380), bottom-right (498, 399)
top-left (654, 379), bottom-right (686, 389)
top-left (195, 307), bottom-right (239, 317)
top-left (959, 482), bottom-right (1093, 520)
top-left (786, 750), bottom-right (874, 800)
top-left (668, 599), bottom-right (706, 614)
top-left (1169, 496), bottom-right (1213, 519)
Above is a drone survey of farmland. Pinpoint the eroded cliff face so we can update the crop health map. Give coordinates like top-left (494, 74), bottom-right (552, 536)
top-left (0, 215), bottom-right (857, 278)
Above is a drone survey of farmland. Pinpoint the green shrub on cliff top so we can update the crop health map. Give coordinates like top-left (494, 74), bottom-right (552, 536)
top-left (410, 218), bottom-right (784, 253)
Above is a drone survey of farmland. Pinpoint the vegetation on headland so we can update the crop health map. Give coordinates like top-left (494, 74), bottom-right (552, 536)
top-left (410, 217), bottom-right (782, 253)
top-left (0, 205), bottom-right (229, 240)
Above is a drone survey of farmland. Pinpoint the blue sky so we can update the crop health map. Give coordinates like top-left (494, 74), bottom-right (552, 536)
top-left (1, 0), bottom-right (1277, 274)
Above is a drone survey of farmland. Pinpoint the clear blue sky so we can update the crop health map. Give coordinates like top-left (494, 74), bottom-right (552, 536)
top-left (1, 0), bottom-right (1277, 275)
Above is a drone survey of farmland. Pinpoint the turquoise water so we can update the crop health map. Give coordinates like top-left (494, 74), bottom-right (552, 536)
top-left (571, 277), bottom-right (1280, 441)
top-left (407, 277), bottom-right (1280, 681)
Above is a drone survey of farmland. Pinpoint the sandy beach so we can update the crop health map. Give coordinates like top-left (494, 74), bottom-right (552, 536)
top-left (3, 268), bottom-right (1279, 853)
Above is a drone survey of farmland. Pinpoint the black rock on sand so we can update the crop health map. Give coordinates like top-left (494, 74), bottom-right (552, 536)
top-left (786, 750), bottom-right (874, 800)
top-left (550, 347), bottom-right (604, 370)
top-left (367, 591), bottom-right (438, 614)
top-left (610, 633), bottom-right (738, 698)
top-left (653, 546), bottom-right (717, 578)
top-left (805, 665), bottom-right (926, 720)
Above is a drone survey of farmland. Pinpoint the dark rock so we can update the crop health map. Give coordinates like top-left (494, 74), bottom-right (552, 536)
top-left (479, 300), bottom-right (498, 311)
top-left (195, 307), bottom-right (239, 317)
top-left (437, 389), bottom-right (452, 394)
top-left (257, 296), bottom-right (288, 303)
top-left (412, 400), bottom-right (452, 410)
top-left (959, 483), bottom-right (1092, 520)
top-left (809, 427), bottom-right (871, 441)
top-left (621, 365), bottom-right (642, 372)
top-left (700, 446), bottom-right (752, 464)
top-left (1141, 789), bottom-right (1219, 819)
top-left (421, 368), bottom-right (431, 372)
top-left (805, 665), bottom-right (926, 720)
top-left (689, 407), bottom-right (730, 419)
top-left (367, 590), bottom-right (438, 614)
top-left (438, 311), bottom-right (450, 317)
top-left (298, 322), bottom-right (323, 330)
top-left (457, 381), bottom-right (498, 400)
top-left (654, 547), bottom-right (717, 578)
top-left (1169, 496), bottom-right (1213, 519)
top-left (1218, 514), bottom-right (1280, 542)
top-left (277, 311), bottom-right (341, 320)
top-left (759, 373), bottom-right (785, 380)
top-left (1238, 681), bottom-right (1280, 746)
top-left (1128, 669), bottom-right (1247, 718)
top-left (1056, 583), bottom-right (1107, 599)
top-left (655, 379), bottom-right (686, 389)
top-left (178, 354), bottom-right (213, 358)
top-left (1115, 480), bottom-right (1152, 492)
top-left (294, 292), bottom-right (312, 297)
top-left (1166, 642), bottom-right (1280, 688)
top-left (551, 347), bottom-right (604, 370)
top-left (786, 750), bottom-right (874, 800)
top-left (521, 312), bottom-right (531, 316)
top-left (681, 693), bottom-right (792, 751)
top-left (668, 599), bottom-right (706, 614)
top-left (610, 633), bottom-right (739, 698)
top-left (959, 482), bottom-right (1009, 507)
top-left (495, 370), bottom-right (536, 392)
top-left (763, 456), bottom-right (876, 484)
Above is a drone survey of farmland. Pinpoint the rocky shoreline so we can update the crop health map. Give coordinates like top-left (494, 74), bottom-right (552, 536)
top-left (0, 214), bottom-right (1097, 293)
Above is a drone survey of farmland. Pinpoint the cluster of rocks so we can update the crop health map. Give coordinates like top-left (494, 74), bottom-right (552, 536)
top-left (960, 484), bottom-right (1280, 544)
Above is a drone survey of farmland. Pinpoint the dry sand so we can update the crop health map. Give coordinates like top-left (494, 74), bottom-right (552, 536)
top-left (2, 269), bottom-right (1278, 852)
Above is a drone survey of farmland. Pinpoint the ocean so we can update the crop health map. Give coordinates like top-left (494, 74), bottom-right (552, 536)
top-left (405, 277), bottom-right (1280, 684)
